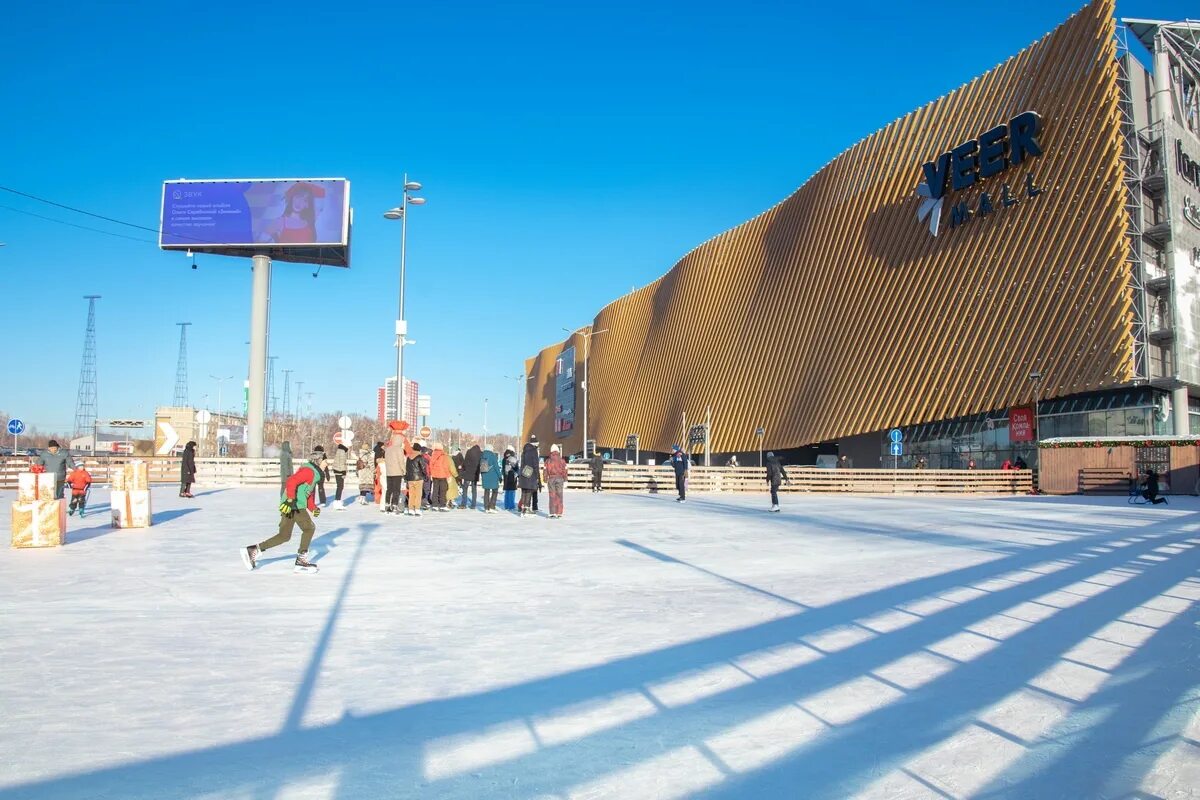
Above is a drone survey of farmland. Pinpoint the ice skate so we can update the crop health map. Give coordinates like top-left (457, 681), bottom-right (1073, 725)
top-left (770, 504), bottom-right (781, 512)
top-left (294, 553), bottom-right (319, 574)
top-left (241, 545), bottom-right (260, 571)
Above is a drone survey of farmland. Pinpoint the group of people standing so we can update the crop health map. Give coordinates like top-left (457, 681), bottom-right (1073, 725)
top-left (242, 425), bottom-right (579, 574)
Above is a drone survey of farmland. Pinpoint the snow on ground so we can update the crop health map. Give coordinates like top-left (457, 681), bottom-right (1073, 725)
top-left (0, 486), bottom-right (1198, 800)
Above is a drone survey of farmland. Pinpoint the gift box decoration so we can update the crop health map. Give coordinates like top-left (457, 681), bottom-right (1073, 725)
top-left (11, 500), bottom-right (67, 548)
top-left (111, 489), bottom-right (153, 529)
top-left (111, 461), bottom-right (150, 492)
top-left (17, 472), bottom-right (56, 503)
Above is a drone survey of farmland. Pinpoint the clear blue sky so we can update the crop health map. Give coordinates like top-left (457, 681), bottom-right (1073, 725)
top-left (0, 0), bottom-right (1188, 438)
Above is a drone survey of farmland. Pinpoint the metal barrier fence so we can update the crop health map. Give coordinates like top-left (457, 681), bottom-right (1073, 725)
top-left (1, 456), bottom-right (1032, 495)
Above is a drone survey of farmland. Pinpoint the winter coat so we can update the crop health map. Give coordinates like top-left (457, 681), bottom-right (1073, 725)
top-left (384, 433), bottom-right (408, 477)
top-left (519, 443), bottom-right (540, 490)
top-left (765, 455), bottom-right (789, 487)
top-left (357, 449), bottom-right (375, 490)
top-left (447, 458), bottom-right (460, 502)
top-left (405, 449), bottom-right (427, 481)
top-left (480, 450), bottom-right (501, 490)
top-left (181, 443), bottom-right (197, 480)
top-left (36, 448), bottom-right (76, 480)
top-left (280, 442), bottom-right (294, 480)
top-left (836, 456), bottom-right (853, 469)
top-left (429, 449), bottom-right (451, 479)
top-left (590, 453), bottom-right (605, 475)
top-left (462, 445), bottom-right (482, 483)
top-left (545, 453), bottom-right (569, 481)
top-left (332, 445), bottom-right (348, 473)
top-left (452, 451), bottom-right (466, 478)
top-left (668, 451), bottom-right (690, 476)
top-left (502, 451), bottom-right (519, 491)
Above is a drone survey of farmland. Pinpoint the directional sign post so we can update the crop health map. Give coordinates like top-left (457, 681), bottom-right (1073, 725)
top-left (334, 429), bottom-right (355, 447)
top-left (8, 418), bottom-right (25, 454)
top-left (337, 415), bottom-right (352, 430)
top-left (755, 426), bottom-right (766, 467)
top-left (889, 440), bottom-right (903, 471)
top-left (419, 425), bottom-right (432, 441)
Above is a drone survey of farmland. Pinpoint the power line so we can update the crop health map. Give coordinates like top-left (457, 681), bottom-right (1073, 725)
top-left (0, 203), bottom-right (157, 243)
top-left (0, 184), bottom-right (161, 234)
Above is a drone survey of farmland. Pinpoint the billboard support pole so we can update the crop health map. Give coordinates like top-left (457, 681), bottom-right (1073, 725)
top-left (247, 254), bottom-right (271, 459)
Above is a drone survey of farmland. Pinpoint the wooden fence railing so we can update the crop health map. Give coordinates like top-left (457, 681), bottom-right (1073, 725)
top-left (1, 457), bottom-right (1033, 495)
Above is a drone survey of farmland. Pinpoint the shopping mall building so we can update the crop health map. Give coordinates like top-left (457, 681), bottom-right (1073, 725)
top-left (523, 0), bottom-right (1200, 468)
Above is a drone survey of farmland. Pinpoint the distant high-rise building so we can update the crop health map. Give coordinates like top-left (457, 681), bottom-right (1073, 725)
top-left (379, 377), bottom-right (419, 428)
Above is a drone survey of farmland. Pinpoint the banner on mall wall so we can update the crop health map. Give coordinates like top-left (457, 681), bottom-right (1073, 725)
top-left (554, 346), bottom-right (576, 436)
top-left (1009, 407), bottom-right (1034, 442)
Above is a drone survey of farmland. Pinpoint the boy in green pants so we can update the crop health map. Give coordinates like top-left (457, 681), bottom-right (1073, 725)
top-left (242, 450), bottom-right (327, 574)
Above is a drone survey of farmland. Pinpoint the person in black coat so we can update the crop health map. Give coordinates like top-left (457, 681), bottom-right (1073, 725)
top-left (460, 443), bottom-right (483, 509)
top-left (518, 436), bottom-right (540, 516)
top-left (1142, 469), bottom-right (1168, 505)
top-left (180, 441), bottom-right (197, 498)
top-left (590, 451), bottom-right (605, 492)
top-left (765, 451), bottom-right (791, 512)
top-left (502, 447), bottom-right (519, 510)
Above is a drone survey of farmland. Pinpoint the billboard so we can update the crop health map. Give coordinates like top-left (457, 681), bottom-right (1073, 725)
top-left (1009, 407), bottom-right (1034, 442)
top-left (160, 178), bottom-right (350, 267)
top-left (554, 346), bottom-right (576, 436)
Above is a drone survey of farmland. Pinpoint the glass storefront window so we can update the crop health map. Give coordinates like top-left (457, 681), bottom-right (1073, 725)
top-left (1106, 409), bottom-right (1126, 437)
top-left (1087, 411), bottom-right (1108, 436)
top-left (1126, 409), bottom-right (1148, 436)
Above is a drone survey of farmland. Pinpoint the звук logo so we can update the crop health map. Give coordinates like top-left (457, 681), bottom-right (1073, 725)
top-left (916, 111), bottom-right (1044, 236)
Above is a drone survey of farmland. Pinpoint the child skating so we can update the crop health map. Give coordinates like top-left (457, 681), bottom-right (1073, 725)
top-left (241, 450), bottom-right (327, 574)
top-left (66, 464), bottom-right (93, 517)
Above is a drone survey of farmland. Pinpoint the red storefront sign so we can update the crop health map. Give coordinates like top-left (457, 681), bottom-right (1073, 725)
top-left (1009, 407), bottom-right (1034, 442)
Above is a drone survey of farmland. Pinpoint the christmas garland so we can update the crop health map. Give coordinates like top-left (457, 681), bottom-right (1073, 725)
top-left (1037, 437), bottom-right (1200, 449)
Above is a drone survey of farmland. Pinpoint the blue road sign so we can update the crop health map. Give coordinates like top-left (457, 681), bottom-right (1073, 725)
top-left (7, 418), bottom-right (25, 436)
top-left (889, 428), bottom-right (903, 444)
top-left (889, 441), bottom-right (903, 457)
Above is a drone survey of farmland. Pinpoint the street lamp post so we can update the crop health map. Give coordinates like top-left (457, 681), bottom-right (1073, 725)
top-left (1029, 369), bottom-right (1042, 468)
top-left (504, 373), bottom-right (530, 448)
top-left (564, 326), bottom-right (609, 458)
top-left (384, 176), bottom-right (425, 426)
top-left (210, 374), bottom-right (234, 427)
top-left (483, 397), bottom-right (488, 449)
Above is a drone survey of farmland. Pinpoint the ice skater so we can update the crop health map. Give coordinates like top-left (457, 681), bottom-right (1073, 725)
top-left (765, 451), bottom-right (791, 512)
top-left (1141, 469), bottom-right (1168, 505)
top-left (241, 449), bottom-right (328, 574)
top-left (66, 463), bottom-right (93, 517)
top-left (668, 445), bottom-right (690, 503)
top-left (545, 445), bottom-right (569, 518)
top-left (518, 435), bottom-right (540, 516)
top-left (35, 440), bottom-right (76, 500)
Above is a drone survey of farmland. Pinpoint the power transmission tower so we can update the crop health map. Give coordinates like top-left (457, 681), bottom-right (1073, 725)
top-left (282, 369), bottom-right (293, 419)
top-left (266, 355), bottom-right (278, 416)
top-left (174, 322), bottom-right (191, 406)
top-left (74, 296), bottom-right (101, 441)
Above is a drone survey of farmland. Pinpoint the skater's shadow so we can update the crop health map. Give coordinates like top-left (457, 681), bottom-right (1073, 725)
top-left (257, 526), bottom-right (358, 567)
top-left (155, 508), bottom-right (201, 525)
top-left (190, 488), bottom-right (230, 498)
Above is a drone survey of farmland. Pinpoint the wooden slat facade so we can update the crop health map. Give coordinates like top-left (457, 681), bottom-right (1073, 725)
top-left (526, 0), bottom-right (1134, 457)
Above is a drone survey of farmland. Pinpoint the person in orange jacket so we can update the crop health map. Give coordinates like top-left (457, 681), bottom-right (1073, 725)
top-left (66, 464), bottom-right (93, 517)
top-left (428, 442), bottom-right (453, 511)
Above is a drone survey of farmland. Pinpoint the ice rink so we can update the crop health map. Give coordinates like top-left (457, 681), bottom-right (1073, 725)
top-left (1, 486), bottom-right (1198, 799)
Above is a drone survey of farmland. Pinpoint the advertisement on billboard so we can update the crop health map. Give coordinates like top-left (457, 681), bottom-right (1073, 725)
top-left (1009, 407), bottom-right (1034, 442)
top-left (554, 346), bottom-right (576, 436)
top-left (160, 178), bottom-right (350, 265)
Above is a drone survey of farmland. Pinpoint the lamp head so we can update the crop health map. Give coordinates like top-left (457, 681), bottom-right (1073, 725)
top-left (404, 181), bottom-right (422, 191)
top-left (407, 197), bottom-right (426, 206)
top-left (384, 208), bottom-right (403, 220)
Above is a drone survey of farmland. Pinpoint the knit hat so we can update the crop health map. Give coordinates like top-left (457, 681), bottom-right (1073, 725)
top-left (672, 444), bottom-right (680, 451)
top-left (48, 440), bottom-right (60, 448)
top-left (388, 420), bottom-right (409, 432)
top-left (411, 442), bottom-right (423, 452)
top-left (433, 442), bottom-right (444, 451)
top-left (529, 434), bottom-right (539, 445)
top-left (310, 450), bottom-right (326, 462)
top-left (550, 444), bottom-right (560, 454)
top-left (766, 451), bottom-right (775, 458)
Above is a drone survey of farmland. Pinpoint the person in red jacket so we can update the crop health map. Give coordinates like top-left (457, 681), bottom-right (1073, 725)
top-left (66, 465), bottom-right (93, 517)
top-left (241, 450), bottom-right (327, 574)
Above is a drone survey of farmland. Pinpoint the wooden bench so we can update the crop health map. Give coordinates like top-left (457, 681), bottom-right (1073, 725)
top-left (1077, 468), bottom-right (1131, 495)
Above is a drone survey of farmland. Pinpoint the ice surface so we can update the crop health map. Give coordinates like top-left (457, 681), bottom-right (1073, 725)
top-left (0, 487), bottom-right (1197, 799)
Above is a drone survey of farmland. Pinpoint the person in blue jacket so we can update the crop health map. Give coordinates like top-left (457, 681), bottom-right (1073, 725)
top-left (480, 444), bottom-right (502, 513)
top-left (668, 445), bottom-right (690, 503)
